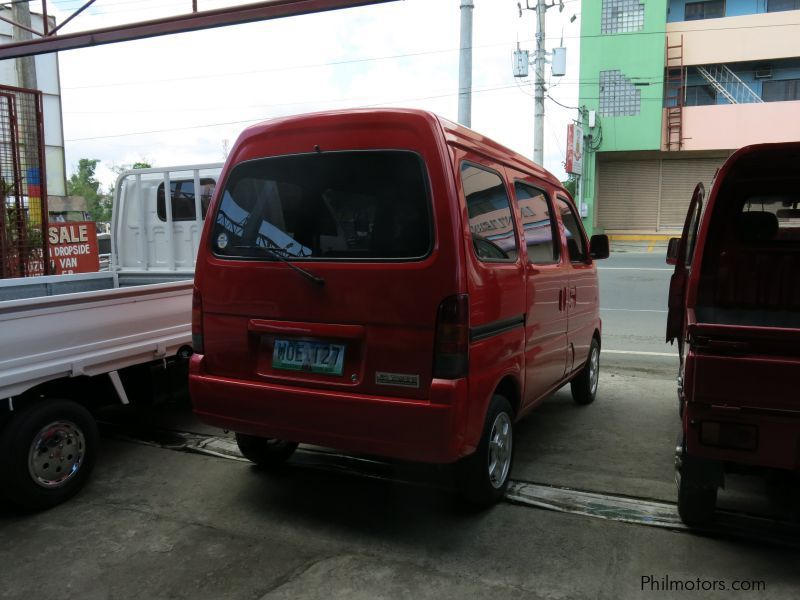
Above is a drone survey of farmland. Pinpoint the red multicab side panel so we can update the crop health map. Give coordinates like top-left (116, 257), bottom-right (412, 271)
top-left (451, 146), bottom-right (526, 453)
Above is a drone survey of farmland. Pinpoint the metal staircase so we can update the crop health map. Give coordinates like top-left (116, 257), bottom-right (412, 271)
top-left (664, 36), bottom-right (684, 151)
top-left (696, 64), bottom-right (763, 104)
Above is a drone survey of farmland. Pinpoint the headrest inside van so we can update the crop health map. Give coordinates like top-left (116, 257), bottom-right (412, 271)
top-left (738, 211), bottom-right (778, 243)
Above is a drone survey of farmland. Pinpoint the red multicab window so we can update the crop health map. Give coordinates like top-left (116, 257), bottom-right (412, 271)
top-left (462, 163), bottom-right (518, 262)
top-left (514, 182), bottom-right (559, 265)
top-left (211, 151), bottom-right (432, 261)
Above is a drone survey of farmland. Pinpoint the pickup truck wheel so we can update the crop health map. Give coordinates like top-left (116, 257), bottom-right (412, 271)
top-left (235, 433), bottom-right (298, 468)
top-left (0, 399), bottom-right (98, 511)
top-left (677, 463), bottom-right (717, 527)
top-left (571, 338), bottom-right (600, 405)
top-left (457, 395), bottom-right (514, 507)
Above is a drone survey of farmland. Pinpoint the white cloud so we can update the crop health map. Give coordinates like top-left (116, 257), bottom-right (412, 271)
top-left (50, 0), bottom-right (581, 190)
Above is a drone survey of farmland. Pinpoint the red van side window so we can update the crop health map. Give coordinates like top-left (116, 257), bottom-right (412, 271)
top-left (556, 196), bottom-right (587, 262)
top-left (514, 181), bottom-right (559, 264)
top-left (461, 163), bottom-right (518, 262)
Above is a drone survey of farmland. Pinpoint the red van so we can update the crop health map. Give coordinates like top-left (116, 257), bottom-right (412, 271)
top-left (667, 142), bottom-right (800, 525)
top-left (190, 109), bottom-right (609, 504)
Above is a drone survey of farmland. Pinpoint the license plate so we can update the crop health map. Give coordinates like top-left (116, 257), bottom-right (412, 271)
top-left (272, 339), bottom-right (346, 376)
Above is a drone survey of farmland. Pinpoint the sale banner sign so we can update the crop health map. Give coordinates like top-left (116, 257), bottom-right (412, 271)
top-left (47, 222), bottom-right (100, 274)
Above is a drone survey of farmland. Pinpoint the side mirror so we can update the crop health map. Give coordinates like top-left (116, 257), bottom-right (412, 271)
top-left (666, 237), bottom-right (680, 265)
top-left (589, 234), bottom-right (609, 260)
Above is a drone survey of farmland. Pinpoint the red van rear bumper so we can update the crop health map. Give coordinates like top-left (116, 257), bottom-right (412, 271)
top-left (189, 355), bottom-right (470, 464)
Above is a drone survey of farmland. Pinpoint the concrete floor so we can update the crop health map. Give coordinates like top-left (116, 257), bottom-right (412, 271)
top-left (3, 253), bottom-right (799, 598)
top-left (2, 417), bottom-right (799, 600)
top-left (2, 363), bottom-right (799, 599)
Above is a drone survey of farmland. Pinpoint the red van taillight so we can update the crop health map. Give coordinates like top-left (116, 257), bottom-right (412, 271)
top-left (192, 286), bottom-right (204, 354)
top-left (433, 294), bottom-right (469, 379)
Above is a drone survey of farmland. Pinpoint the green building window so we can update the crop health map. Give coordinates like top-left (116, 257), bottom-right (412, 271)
top-left (601, 0), bottom-right (645, 34)
top-left (599, 70), bottom-right (641, 116)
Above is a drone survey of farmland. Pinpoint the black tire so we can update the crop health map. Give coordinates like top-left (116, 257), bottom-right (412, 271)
top-left (457, 395), bottom-right (515, 507)
top-left (0, 399), bottom-right (98, 511)
top-left (677, 461), bottom-right (717, 527)
top-left (235, 433), bottom-right (298, 468)
top-left (571, 337), bottom-right (600, 405)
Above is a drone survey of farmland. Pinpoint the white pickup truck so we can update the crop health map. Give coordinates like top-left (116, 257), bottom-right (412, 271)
top-left (0, 163), bottom-right (222, 510)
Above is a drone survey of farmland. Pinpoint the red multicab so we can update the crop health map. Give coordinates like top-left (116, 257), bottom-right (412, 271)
top-left (189, 109), bottom-right (607, 502)
top-left (667, 142), bottom-right (800, 526)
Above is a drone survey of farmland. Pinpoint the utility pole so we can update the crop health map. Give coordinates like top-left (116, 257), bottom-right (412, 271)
top-left (533, 0), bottom-right (545, 165)
top-left (458, 0), bottom-right (474, 127)
top-left (517, 1), bottom-right (565, 165)
top-left (11, 2), bottom-right (38, 90)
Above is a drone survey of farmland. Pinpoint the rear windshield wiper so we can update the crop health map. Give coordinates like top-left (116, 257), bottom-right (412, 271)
top-left (230, 245), bottom-right (325, 286)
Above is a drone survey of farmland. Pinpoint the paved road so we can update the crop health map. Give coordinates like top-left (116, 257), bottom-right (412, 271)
top-left (598, 251), bottom-right (679, 374)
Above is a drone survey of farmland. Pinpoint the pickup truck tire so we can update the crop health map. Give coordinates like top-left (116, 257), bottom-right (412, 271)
top-left (457, 395), bottom-right (514, 507)
top-left (0, 399), bottom-right (98, 511)
top-left (571, 338), bottom-right (600, 405)
top-left (235, 433), bottom-right (298, 468)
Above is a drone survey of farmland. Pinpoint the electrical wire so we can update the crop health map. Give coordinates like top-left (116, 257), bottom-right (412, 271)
top-left (20, 1), bottom-right (799, 51)
top-left (64, 81), bottom-right (525, 142)
top-left (545, 94), bottom-right (579, 110)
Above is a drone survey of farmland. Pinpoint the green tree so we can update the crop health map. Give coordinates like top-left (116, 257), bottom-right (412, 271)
top-left (107, 160), bottom-right (153, 199)
top-left (68, 158), bottom-right (111, 222)
top-left (562, 174), bottom-right (578, 198)
top-left (111, 160), bottom-right (152, 176)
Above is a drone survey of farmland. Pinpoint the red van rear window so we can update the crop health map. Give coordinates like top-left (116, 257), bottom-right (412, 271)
top-left (211, 151), bottom-right (432, 261)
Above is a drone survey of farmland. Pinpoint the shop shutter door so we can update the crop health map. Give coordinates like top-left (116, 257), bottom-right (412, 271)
top-left (597, 160), bottom-right (660, 230)
top-left (659, 158), bottom-right (726, 229)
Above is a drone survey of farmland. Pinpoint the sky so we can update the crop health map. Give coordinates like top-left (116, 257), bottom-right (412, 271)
top-left (39, 0), bottom-right (583, 191)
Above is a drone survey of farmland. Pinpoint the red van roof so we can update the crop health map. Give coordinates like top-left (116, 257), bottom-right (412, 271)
top-left (235, 108), bottom-right (563, 189)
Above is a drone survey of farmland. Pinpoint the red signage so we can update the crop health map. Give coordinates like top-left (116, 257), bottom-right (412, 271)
top-left (47, 222), bottom-right (100, 275)
top-left (565, 123), bottom-right (583, 176)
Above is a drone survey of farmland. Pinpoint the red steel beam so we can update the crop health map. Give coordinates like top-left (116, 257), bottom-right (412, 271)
top-left (0, 0), bottom-right (399, 60)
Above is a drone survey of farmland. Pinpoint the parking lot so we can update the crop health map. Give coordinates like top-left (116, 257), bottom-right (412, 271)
top-left (2, 251), bottom-right (799, 599)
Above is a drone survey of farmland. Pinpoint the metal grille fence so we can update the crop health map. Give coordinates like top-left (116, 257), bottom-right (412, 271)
top-left (0, 84), bottom-right (48, 279)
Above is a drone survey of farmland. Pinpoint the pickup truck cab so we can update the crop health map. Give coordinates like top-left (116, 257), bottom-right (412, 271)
top-left (667, 142), bottom-right (800, 526)
top-left (190, 108), bottom-right (609, 504)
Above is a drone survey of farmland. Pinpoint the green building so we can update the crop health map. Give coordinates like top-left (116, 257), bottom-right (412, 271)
top-left (577, 0), bottom-right (800, 238)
